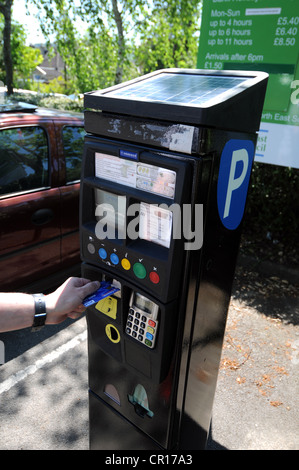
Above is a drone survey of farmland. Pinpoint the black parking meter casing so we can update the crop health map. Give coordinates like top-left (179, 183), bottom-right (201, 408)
top-left (80, 69), bottom-right (268, 450)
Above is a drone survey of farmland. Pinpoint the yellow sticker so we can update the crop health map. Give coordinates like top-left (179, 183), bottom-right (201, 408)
top-left (95, 296), bottom-right (117, 319)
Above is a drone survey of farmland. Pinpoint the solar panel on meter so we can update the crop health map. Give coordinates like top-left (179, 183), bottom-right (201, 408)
top-left (85, 68), bottom-right (268, 132)
top-left (105, 73), bottom-right (248, 106)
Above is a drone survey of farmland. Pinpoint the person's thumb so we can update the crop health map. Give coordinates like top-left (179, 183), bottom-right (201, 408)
top-left (80, 280), bottom-right (100, 300)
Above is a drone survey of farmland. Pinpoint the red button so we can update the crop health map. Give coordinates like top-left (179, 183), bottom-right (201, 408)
top-left (149, 271), bottom-right (160, 284)
top-left (148, 320), bottom-right (156, 328)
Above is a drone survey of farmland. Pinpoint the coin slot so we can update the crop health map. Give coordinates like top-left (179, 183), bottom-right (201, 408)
top-left (105, 323), bottom-right (121, 343)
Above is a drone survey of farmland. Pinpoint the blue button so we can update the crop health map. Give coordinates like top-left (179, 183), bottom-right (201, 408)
top-left (146, 332), bottom-right (153, 341)
top-left (99, 248), bottom-right (107, 259)
top-left (110, 253), bottom-right (119, 265)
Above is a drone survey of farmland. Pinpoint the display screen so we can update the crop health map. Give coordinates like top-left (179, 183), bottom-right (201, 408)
top-left (139, 202), bottom-right (172, 248)
top-left (95, 152), bottom-right (176, 199)
top-left (134, 293), bottom-right (156, 314)
top-left (95, 189), bottom-right (126, 239)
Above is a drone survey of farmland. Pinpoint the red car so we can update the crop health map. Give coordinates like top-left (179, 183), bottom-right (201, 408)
top-left (0, 103), bottom-right (84, 292)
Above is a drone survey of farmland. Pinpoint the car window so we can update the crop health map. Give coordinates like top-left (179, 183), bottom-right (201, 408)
top-left (62, 126), bottom-right (85, 183)
top-left (0, 126), bottom-right (49, 196)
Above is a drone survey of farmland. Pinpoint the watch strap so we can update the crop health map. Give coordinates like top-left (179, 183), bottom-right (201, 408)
top-left (32, 294), bottom-right (47, 331)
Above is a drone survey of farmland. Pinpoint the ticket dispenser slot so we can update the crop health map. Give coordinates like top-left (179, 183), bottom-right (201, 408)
top-left (128, 384), bottom-right (154, 419)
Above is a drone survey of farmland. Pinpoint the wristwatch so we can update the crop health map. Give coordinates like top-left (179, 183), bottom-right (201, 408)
top-left (32, 294), bottom-right (47, 331)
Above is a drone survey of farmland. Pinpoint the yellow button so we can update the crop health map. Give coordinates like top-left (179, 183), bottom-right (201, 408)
top-left (121, 258), bottom-right (131, 270)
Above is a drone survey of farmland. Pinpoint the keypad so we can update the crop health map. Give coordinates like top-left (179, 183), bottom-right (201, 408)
top-left (125, 308), bottom-right (158, 349)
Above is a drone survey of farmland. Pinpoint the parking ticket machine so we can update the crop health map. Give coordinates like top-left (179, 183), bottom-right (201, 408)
top-left (80, 69), bottom-right (268, 450)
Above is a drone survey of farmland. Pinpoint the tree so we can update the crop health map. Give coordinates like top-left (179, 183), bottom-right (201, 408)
top-left (0, 18), bottom-right (43, 87)
top-left (26, 0), bottom-right (201, 93)
top-left (27, 0), bottom-right (118, 92)
top-left (76, 0), bottom-right (201, 83)
top-left (136, 0), bottom-right (201, 73)
top-left (110, 0), bottom-right (125, 84)
top-left (72, 27), bottom-right (118, 92)
top-left (0, 0), bottom-right (13, 95)
top-left (75, 0), bottom-right (148, 85)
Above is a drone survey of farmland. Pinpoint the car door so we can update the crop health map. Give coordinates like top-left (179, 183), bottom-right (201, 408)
top-left (54, 120), bottom-right (85, 268)
top-left (0, 122), bottom-right (61, 292)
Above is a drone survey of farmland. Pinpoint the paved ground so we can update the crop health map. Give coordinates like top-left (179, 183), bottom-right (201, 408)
top-left (208, 259), bottom-right (299, 450)
top-left (0, 318), bottom-right (89, 450)
top-left (0, 257), bottom-right (298, 450)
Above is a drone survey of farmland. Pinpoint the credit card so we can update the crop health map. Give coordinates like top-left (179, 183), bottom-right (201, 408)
top-left (83, 281), bottom-right (120, 307)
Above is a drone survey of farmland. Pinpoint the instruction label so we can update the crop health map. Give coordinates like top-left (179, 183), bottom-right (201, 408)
top-left (139, 202), bottom-right (172, 248)
top-left (95, 152), bottom-right (176, 198)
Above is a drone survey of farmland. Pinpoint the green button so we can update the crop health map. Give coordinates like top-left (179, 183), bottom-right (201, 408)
top-left (133, 262), bottom-right (147, 279)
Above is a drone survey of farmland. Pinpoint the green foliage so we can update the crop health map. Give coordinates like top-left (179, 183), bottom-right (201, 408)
top-left (38, 94), bottom-right (83, 111)
top-left (136, 0), bottom-right (201, 72)
top-left (0, 18), bottom-right (43, 85)
top-left (29, 76), bottom-right (67, 94)
top-left (66, 27), bottom-right (119, 93)
top-left (243, 163), bottom-right (299, 260)
top-left (25, 0), bottom-right (201, 90)
top-left (9, 90), bottom-right (83, 111)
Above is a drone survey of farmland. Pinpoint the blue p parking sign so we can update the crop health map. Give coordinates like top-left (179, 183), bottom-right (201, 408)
top-left (217, 139), bottom-right (254, 230)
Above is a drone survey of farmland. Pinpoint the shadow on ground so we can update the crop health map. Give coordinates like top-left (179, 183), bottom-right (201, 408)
top-left (232, 258), bottom-right (299, 326)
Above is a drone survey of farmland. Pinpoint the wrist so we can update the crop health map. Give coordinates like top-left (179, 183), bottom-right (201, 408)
top-left (44, 293), bottom-right (58, 324)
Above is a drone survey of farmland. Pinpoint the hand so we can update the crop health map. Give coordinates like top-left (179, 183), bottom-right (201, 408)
top-left (45, 277), bottom-right (100, 324)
